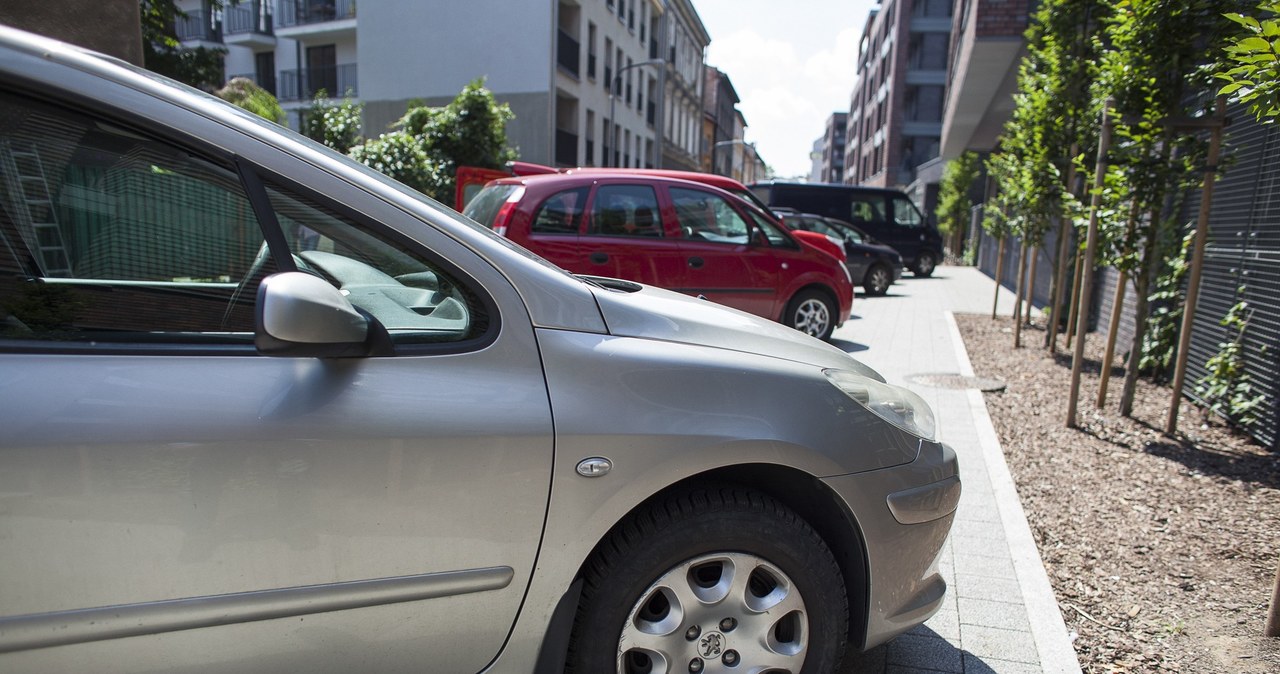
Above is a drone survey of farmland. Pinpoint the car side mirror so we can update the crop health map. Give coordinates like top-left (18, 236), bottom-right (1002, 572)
top-left (255, 272), bottom-right (373, 358)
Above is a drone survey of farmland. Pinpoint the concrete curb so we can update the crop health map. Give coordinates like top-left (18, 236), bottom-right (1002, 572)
top-left (944, 310), bottom-right (1083, 674)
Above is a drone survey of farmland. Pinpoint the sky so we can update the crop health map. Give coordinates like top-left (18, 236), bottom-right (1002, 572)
top-left (694, 0), bottom-right (878, 178)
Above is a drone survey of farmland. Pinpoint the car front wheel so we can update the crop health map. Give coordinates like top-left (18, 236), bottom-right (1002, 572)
top-left (863, 264), bottom-right (892, 296)
top-left (565, 488), bottom-right (849, 674)
top-left (784, 289), bottom-right (836, 341)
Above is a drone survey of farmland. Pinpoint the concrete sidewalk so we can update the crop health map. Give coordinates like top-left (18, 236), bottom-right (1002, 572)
top-left (835, 266), bottom-right (1082, 674)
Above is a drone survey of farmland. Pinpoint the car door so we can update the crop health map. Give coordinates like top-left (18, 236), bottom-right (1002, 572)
top-left (579, 181), bottom-right (685, 286)
top-left (668, 185), bottom-right (776, 318)
top-left (0, 91), bottom-right (552, 672)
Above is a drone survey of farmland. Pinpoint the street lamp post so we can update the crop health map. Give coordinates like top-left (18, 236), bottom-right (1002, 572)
top-left (608, 58), bottom-right (664, 168)
top-left (713, 139), bottom-right (755, 179)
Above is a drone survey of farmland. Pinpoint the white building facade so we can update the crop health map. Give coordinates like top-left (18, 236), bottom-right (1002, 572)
top-left (175, 0), bottom-right (711, 171)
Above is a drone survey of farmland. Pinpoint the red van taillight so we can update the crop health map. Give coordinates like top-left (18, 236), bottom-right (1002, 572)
top-left (492, 187), bottom-right (525, 237)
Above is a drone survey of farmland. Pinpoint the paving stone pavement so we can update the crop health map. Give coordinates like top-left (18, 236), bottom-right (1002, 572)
top-left (833, 266), bottom-right (1082, 674)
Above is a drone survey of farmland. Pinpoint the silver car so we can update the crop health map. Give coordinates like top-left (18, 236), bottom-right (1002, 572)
top-left (0, 27), bottom-right (959, 674)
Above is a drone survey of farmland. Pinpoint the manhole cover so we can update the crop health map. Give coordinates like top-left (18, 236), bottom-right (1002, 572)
top-left (906, 373), bottom-right (1007, 392)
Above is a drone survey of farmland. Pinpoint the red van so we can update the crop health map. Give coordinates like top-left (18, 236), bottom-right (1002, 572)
top-left (464, 173), bottom-right (854, 340)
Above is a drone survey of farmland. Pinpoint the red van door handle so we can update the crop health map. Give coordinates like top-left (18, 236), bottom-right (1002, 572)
top-left (590, 252), bottom-right (609, 264)
top-left (688, 256), bottom-right (704, 269)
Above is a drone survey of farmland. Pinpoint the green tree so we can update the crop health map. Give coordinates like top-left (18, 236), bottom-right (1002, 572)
top-left (348, 79), bottom-right (516, 204)
top-left (140, 0), bottom-right (226, 90)
top-left (1092, 0), bottom-right (1246, 415)
top-left (936, 151), bottom-right (982, 254)
top-left (1217, 1), bottom-right (1280, 121)
top-left (216, 77), bottom-right (285, 124)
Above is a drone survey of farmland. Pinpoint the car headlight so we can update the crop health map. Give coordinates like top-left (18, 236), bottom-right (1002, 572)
top-left (824, 369), bottom-right (936, 441)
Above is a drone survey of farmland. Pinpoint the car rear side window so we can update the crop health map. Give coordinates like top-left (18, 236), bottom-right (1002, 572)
top-left (849, 197), bottom-right (886, 227)
top-left (531, 187), bottom-right (588, 234)
top-left (671, 187), bottom-right (749, 245)
top-left (588, 184), bottom-right (662, 237)
top-left (462, 184), bottom-right (518, 228)
top-left (0, 92), bottom-right (265, 347)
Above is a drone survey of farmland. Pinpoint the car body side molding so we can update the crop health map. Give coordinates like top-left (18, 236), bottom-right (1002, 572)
top-left (0, 566), bottom-right (514, 653)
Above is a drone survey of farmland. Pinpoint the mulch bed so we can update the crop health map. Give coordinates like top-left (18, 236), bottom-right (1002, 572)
top-left (954, 313), bottom-right (1280, 673)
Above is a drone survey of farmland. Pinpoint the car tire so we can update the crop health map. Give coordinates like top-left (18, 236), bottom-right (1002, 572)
top-left (784, 289), bottom-right (836, 341)
top-left (863, 264), bottom-right (892, 296)
top-left (565, 487), bottom-right (848, 674)
top-left (912, 252), bottom-right (937, 278)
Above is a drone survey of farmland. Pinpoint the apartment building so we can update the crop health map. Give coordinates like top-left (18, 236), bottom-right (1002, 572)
top-left (818, 112), bottom-right (848, 183)
top-left (844, 0), bottom-right (953, 198)
top-left (939, 0), bottom-right (1032, 160)
top-left (701, 66), bottom-right (741, 176)
top-left (173, 0), bottom-right (710, 172)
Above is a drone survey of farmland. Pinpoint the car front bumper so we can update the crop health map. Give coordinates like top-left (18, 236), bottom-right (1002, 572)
top-left (823, 440), bottom-right (959, 649)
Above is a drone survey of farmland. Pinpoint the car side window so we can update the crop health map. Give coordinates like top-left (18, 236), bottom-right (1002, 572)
top-left (745, 210), bottom-right (798, 249)
top-left (892, 196), bottom-right (924, 228)
top-left (260, 181), bottom-right (488, 346)
top-left (670, 187), bottom-right (749, 245)
top-left (848, 197), bottom-right (885, 227)
top-left (588, 184), bottom-right (662, 237)
top-left (0, 92), bottom-right (267, 346)
top-left (531, 187), bottom-right (588, 234)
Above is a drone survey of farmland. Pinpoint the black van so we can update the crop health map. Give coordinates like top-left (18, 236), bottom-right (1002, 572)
top-left (750, 181), bottom-right (944, 277)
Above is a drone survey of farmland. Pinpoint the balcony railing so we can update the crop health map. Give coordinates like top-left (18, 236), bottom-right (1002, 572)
top-left (278, 63), bottom-right (358, 101)
top-left (225, 1), bottom-right (274, 36)
top-left (555, 130), bottom-right (578, 167)
top-left (276, 0), bottom-right (356, 28)
top-left (557, 29), bottom-right (580, 77)
top-left (175, 10), bottom-right (221, 42)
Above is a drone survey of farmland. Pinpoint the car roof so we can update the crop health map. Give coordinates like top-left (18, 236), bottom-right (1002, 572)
top-left (749, 180), bottom-right (905, 196)
top-left (491, 171), bottom-right (749, 198)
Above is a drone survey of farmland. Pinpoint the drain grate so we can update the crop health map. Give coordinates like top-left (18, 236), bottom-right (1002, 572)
top-left (906, 373), bottom-right (1007, 392)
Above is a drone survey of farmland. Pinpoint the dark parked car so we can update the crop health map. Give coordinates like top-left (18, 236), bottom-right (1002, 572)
top-left (750, 181), bottom-right (944, 277)
top-left (776, 209), bottom-right (903, 296)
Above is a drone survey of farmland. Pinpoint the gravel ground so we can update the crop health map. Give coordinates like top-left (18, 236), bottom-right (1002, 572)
top-left (954, 313), bottom-right (1280, 673)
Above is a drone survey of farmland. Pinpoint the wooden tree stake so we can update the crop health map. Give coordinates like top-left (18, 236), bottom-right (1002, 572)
top-left (1165, 96), bottom-right (1228, 436)
top-left (1068, 99), bottom-right (1114, 428)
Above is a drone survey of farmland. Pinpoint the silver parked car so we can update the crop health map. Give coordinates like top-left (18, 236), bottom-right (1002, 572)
top-left (0, 27), bottom-right (959, 674)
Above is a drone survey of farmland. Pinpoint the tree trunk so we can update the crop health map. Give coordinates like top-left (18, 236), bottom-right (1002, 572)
top-left (1013, 242), bottom-right (1028, 348)
top-left (1119, 215), bottom-right (1160, 417)
top-left (992, 236), bottom-right (1007, 319)
top-left (1066, 251), bottom-right (1085, 349)
top-left (1047, 214), bottom-right (1071, 351)
top-left (1097, 270), bottom-right (1128, 408)
top-left (1267, 562), bottom-right (1280, 637)
top-left (1026, 244), bottom-right (1039, 325)
top-left (1098, 203), bottom-right (1141, 408)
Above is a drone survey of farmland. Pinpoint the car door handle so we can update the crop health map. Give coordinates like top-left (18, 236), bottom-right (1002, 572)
top-left (687, 257), bottom-right (704, 269)
top-left (590, 252), bottom-right (609, 264)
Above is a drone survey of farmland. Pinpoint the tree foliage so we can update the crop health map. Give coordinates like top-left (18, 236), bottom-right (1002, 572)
top-left (936, 151), bottom-right (982, 237)
top-left (303, 89), bottom-right (365, 155)
top-left (140, 0), bottom-right (226, 90)
top-left (347, 79), bottom-right (516, 203)
top-left (216, 77), bottom-right (285, 124)
top-left (1216, 1), bottom-right (1280, 121)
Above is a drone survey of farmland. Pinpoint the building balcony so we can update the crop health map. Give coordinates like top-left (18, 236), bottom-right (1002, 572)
top-left (278, 63), bottom-right (358, 101)
top-left (275, 0), bottom-right (356, 39)
top-left (175, 10), bottom-right (222, 45)
top-left (557, 29), bottom-right (580, 78)
top-left (224, 1), bottom-right (276, 48)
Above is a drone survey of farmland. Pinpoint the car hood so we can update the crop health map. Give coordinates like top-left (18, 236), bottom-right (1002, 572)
top-left (586, 278), bottom-right (884, 381)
